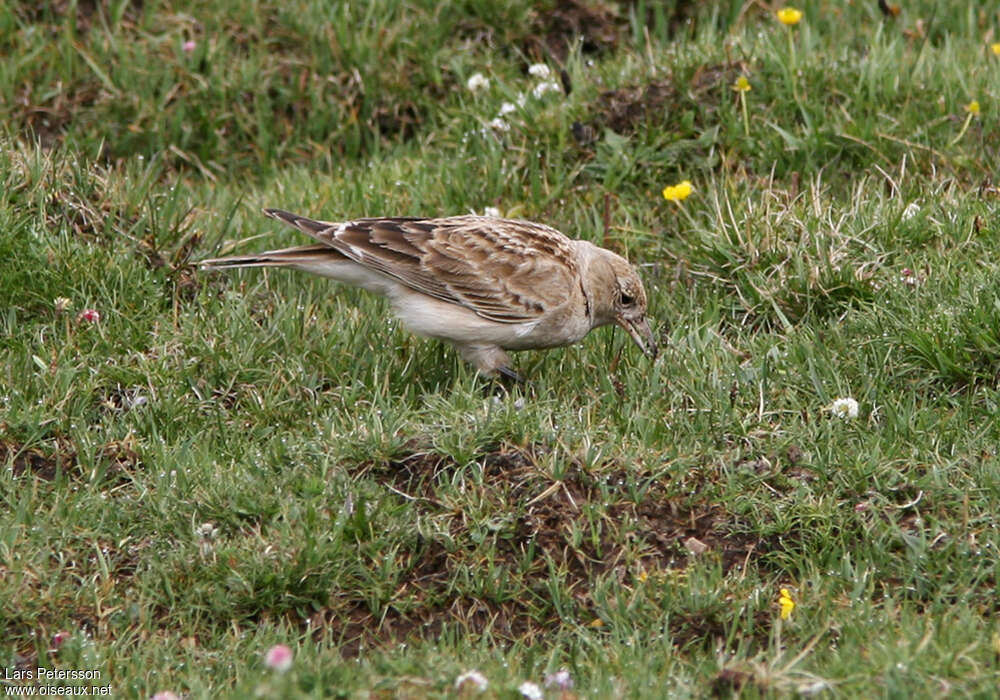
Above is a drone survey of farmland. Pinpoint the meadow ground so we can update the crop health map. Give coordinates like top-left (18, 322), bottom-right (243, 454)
top-left (3, 1), bottom-right (1000, 697)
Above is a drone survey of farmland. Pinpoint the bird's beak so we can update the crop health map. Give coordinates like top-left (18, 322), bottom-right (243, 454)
top-left (617, 316), bottom-right (658, 359)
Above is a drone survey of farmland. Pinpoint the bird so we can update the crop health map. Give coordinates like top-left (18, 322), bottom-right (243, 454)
top-left (199, 209), bottom-right (657, 380)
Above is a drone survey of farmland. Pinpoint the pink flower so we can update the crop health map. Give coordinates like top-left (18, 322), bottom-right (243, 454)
top-left (78, 309), bottom-right (101, 323)
top-left (52, 631), bottom-right (71, 648)
top-left (183, 40), bottom-right (196, 53)
top-left (150, 693), bottom-right (180, 700)
top-left (264, 644), bottom-right (293, 672)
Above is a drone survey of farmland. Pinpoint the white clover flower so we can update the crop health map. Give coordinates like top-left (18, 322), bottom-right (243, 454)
top-left (499, 102), bottom-right (517, 116)
top-left (488, 117), bottom-right (510, 132)
top-left (518, 681), bottom-right (543, 700)
top-left (531, 81), bottom-right (561, 98)
top-left (544, 669), bottom-right (573, 690)
top-left (528, 63), bottom-right (552, 79)
top-left (830, 397), bottom-right (859, 420)
top-left (195, 522), bottom-right (219, 539)
top-left (902, 202), bottom-right (920, 220)
top-left (455, 669), bottom-right (489, 692)
top-left (466, 73), bottom-right (489, 92)
top-left (483, 207), bottom-right (501, 218)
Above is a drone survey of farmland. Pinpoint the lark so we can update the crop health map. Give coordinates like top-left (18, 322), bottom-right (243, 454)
top-left (200, 209), bottom-right (657, 380)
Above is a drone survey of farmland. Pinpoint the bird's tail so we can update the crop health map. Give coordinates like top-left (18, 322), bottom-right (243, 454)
top-left (262, 208), bottom-right (333, 237)
top-left (199, 244), bottom-right (344, 270)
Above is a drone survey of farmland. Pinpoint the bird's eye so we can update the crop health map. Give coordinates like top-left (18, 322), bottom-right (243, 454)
top-left (620, 292), bottom-right (635, 306)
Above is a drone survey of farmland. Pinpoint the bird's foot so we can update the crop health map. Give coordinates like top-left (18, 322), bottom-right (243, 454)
top-left (479, 366), bottom-right (530, 399)
top-left (496, 366), bottom-right (526, 385)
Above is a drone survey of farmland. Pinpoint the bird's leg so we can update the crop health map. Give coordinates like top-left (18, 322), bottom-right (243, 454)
top-left (456, 343), bottom-right (530, 395)
top-left (457, 343), bottom-right (514, 377)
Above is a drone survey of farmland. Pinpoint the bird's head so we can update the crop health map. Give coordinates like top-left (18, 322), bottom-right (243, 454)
top-left (583, 244), bottom-right (658, 359)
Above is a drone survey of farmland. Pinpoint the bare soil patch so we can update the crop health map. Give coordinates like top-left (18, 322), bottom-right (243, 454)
top-left (576, 61), bottom-right (749, 139)
top-left (527, 0), bottom-right (622, 60)
top-left (1, 437), bottom-right (140, 486)
top-left (318, 442), bottom-right (778, 656)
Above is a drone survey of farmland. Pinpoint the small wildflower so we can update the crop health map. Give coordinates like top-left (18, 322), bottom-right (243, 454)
top-left (734, 77), bottom-right (752, 135)
top-left (518, 681), bottom-right (543, 700)
top-left (777, 7), bottom-right (803, 25)
top-left (949, 100), bottom-right (981, 145)
top-left (545, 669), bottom-right (573, 690)
top-left (587, 618), bottom-right (604, 628)
top-left (51, 631), bottom-right (71, 648)
top-left (499, 102), bottom-right (517, 116)
top-left (531, 81), bottom-right (561, 98)
top-left (830, 397), bottom-right (860, 420)
top-left (466, 73), bottom-right (489, 92)
top-left (528, 63), bottom-right (552, 79)
top-left (182, 40), bottom-right (196, 53)
top-left (637, 569), bottom-right (649, 583)
top-left (488, 117), bottom-right (510, 132)
top-left (992, 43), bottom-right (1000, 57)
top-left (900, 268), bottom-right (918, 287)
top-left (54, 297), bottom-right (72, 313)
top-left (264, 644), bottom-right (293, 672)
top-left (77, 308), bottom-right (100, 324)
top-left (195, 522), bottom-right (219, 539)
top-left (455, 669), bottom-right (489, 692)
top-left (662, 180), bottom-right (693, 203)
top-left (151, 693), bottom-right (181, 700)
top-left (779, 588), bottom-right (796, 620)
top-left (483, 207), bottom-right (501, 218)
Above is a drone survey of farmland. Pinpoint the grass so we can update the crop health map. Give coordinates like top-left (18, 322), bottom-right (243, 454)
top-left (2, 0), bottom-right (1000, 697)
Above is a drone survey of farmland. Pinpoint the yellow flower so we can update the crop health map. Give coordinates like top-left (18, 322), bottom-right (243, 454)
top-left (779, 588), bottom-right (796, 620)
top-left (637, 569), bottom-right (649, 583)
top-left (662, 180), bottom-right (693, 203)
top-left (588, 618), bottom-right (604, 628)
top-left (777, 8), bottom-right (803, 25)
top-left (966, 100), bottom-right (981, 116)
top-left (991, 43), bottom-right (1000, 56)
top-left (733, 76), bottom-right (751, 92)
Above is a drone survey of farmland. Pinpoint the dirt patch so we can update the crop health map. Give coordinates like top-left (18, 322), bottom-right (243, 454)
top-left (1, 437), bottom-right (140, 486)
top-left (12, 0), bottom-right (145, 34)
top-left (526, 0), bottom-right (622, 60)
top-left (580, 62), bottom-right (748, 137)
top-left (319, 443), bottom-right (775, 656)
top-left (596, 80), bottom-right (679, 134)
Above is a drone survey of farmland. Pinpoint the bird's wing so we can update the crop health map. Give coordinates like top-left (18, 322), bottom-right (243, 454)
top-left (264, 209), bottom-right (578, 324)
